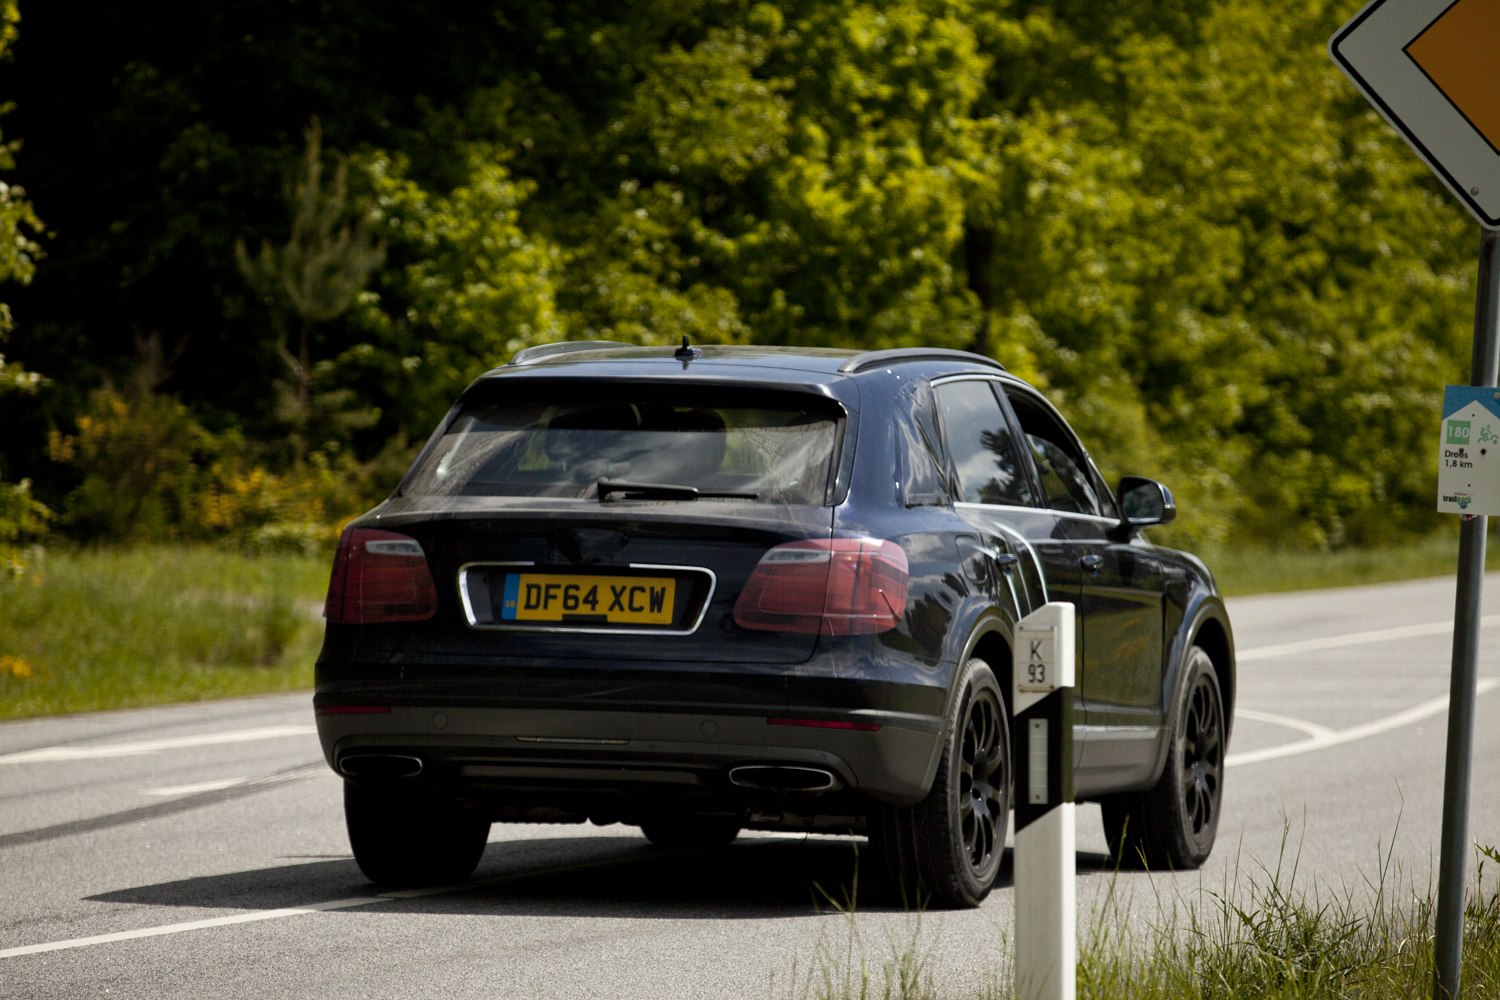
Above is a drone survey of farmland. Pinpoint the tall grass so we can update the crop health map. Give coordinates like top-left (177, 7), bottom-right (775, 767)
top-left (1082, 823), bottom-right (1500, 999)
top-left (775, 828), bottom-right (1500, 999)
top-left (771, 854), bottom-right (977, 1000)
top-left (0, 545), bottom-right (329, 718)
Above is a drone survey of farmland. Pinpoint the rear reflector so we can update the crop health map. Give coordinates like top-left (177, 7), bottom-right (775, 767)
top-left (316, 705), bottom-right (393, 715)
top-left (767, 717), bottom-right (881, 732)
top-left (734, 538), bottom-right (908, 635)
top-left (324, 528), bottom-right (438, 624)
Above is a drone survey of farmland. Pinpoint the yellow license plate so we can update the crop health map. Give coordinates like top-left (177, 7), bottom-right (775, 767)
top-left (499, 573), bottom-right (676, 624)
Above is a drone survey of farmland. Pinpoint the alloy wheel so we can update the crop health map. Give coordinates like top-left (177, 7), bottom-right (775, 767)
top-left (1179, 673), bottom-right (1223, 838)
top-left (957, 688), bottom-right (1007, 876)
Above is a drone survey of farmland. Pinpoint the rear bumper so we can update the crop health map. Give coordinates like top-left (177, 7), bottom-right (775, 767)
top-left (315, 705), bottom-right (943, 818)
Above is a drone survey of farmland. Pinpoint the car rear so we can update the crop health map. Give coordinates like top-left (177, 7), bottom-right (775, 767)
top-left (314, 359), bottom-right (926, 833)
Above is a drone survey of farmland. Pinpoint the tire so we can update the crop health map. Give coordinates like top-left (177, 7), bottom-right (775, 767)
top-left (344, 781), bottom-right (491, 887)
top-left (1101, 646), bottom-right (1225, 870)
top-left (639, 816), bottom-right (741, 848)
top-left (870, 657), bottom-right (1010, 909)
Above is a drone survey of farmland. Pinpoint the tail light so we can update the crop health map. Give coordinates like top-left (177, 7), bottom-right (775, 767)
top-left (324, 528), bottom-right (438, 623)
top-left (734, 538), bottom-right (908, 635)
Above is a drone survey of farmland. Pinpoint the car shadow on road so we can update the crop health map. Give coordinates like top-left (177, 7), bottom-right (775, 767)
top-left (88, 832), bottom-right (1117, 919)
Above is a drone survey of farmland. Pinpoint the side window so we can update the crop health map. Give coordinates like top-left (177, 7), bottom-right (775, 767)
top-left (895, 399), bottom-right (946, 504)
top-left (1004, 389), bottom-right (1108, 517)
top-left (935, 380), bottom-right (1034, 507)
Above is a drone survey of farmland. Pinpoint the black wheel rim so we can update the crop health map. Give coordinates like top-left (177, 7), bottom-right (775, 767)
top-left (1179, 673), bottom-right (1223, 840)
top-left (958, 688), bottom-right (1007, 877)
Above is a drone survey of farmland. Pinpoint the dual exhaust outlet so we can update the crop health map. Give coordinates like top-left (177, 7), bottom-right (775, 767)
top-left (339, 755), bottom-right (840, 794)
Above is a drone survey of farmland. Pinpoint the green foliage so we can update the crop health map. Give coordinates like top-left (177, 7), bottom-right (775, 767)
top-left (0, 476), bottom-right (47, 542)
top-left (46, 388), bottom-right (378, 546)
top-left (237, 120), bottom-right (386, 456)
top-left (0, 0), bottom-right (1486, 550)
top-left (348, 150), bottom-right (563, 432)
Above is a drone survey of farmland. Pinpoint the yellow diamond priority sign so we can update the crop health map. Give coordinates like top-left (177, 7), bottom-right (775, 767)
top-left (1331, 0), bottom-right (1500, 228)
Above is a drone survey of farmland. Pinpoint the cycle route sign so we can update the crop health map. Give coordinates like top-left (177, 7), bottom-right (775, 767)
top-left (1330, 0), bottom-right (1500, 229)
top-left (1439, 385), bottom-right (1500, 514)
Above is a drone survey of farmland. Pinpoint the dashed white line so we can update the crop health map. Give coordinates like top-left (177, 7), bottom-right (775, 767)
top-left (142, 778), bottom-right (247, 797)
top-left (0, 896), bottom-right (388, 958)
top-left (0, 726), bottom-right (317, 765)
top-left (0, 854), bottom-right (659, 960)
top-left (1227, 678), bottom-right (1500, 766)
top-left (1236, 615), bottom-right (1500, 662)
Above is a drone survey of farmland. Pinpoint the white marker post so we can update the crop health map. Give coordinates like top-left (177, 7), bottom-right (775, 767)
top-left (1012, 602), bottom-right (1076, 1000)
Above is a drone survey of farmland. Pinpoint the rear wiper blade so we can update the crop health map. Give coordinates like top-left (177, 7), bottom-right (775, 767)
top-left (596, 479), bottom-right (758, 501)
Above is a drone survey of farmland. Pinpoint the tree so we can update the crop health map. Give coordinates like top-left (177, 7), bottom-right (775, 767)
top-left (0, 0), bottom-right (41, 405)
top-left (236, 120), bottom-right (385, 455)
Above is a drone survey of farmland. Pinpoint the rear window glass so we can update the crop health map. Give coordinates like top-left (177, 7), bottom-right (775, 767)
top-left (404, 386), bottom-right (842, 504)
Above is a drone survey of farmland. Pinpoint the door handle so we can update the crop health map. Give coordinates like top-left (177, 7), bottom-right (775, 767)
top-left (1080, 554), bottom-right (1104, 575)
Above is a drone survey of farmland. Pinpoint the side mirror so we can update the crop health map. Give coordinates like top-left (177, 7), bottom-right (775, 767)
top-left (1113, 476), bottom-right (1176, 537)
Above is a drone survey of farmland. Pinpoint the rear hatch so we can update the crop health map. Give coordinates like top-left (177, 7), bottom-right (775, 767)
top-left (352, 379), bottom-right (847, 666)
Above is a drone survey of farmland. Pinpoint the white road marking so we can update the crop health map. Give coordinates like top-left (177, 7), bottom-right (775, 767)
top-left (0, 896), bottom-right (388, 958)
top-left (1233, 708), bottom-right (1335, 740)
top-left (0, 726), bottom-right (317, 765)
top-left (142, 778), bottom-right (247, 797)
top-left (1237, 615), bottom-right (1500, 662)
top-left (1226, 678), bottom-right (1500, 767)
top-left (0, 855), bottom-right (657, 960)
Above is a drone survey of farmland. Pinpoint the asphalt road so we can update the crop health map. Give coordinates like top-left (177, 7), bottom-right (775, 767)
top-left (5, 574), bottom-right (1500, 998)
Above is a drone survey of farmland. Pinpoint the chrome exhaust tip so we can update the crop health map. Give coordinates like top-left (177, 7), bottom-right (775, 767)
top-left (729, 765), bottom-right (841, 793)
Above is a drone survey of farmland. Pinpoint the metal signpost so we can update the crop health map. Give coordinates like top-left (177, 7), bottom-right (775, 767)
top-left (1012, 602), bottom-right (1076, 1000)
top-left (1330, 3), bottom-right (1500, 996)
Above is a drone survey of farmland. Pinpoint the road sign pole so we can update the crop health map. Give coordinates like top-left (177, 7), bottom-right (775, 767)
top-left (1435, 225), bottom-right (1500, 1000)
top-left (1013, 602), bottom-right (1076, 1000)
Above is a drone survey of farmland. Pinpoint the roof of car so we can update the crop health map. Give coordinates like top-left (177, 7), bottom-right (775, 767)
top-left (483, 342), bottom-right (1006, 378)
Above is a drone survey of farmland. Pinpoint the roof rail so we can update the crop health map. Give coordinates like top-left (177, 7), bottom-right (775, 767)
top-left (837, 347), bottom-right (1006, 375)
top-left (508, 340), bottom-right (631, 366)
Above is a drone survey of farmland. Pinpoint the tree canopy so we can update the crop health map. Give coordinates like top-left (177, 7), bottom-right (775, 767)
top-left (0, 0), bottom-right (1480, 547)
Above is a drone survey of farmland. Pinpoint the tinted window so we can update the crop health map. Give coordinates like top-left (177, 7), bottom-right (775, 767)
top-left (405, 387), bottom-right (839, 504)
top-left (1005, 390), bottom-right (1110, 517)
top-left (936, 380), bottom-right (1034, 506)
top-left (897, 380), bottom-right (948, 505)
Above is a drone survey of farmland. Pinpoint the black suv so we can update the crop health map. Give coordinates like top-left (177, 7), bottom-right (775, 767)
top-left (315, 343), bottom-right (1234, 907)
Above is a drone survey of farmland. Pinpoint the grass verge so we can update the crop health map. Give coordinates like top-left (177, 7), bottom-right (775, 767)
top-left (0, 546), bottom-right (329, 719)
top-left (1198, 532), bottom-right (1500, 596)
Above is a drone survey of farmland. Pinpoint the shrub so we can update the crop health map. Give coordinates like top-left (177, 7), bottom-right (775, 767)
top-left (47, 387), bottom-right (381, 550)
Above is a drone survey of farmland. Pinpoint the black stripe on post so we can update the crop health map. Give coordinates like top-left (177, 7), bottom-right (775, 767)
top-left (1012, 687), bottom-right (1075, 833)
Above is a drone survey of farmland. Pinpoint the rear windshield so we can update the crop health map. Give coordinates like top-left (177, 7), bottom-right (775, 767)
top-left (404, 385), bottom-right (842, 504)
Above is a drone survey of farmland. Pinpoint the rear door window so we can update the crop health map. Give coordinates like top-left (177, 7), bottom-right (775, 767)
top-left (404, 385), bottom-right (842, 505)
top-left (935, 380), bottom-right (1034, 507)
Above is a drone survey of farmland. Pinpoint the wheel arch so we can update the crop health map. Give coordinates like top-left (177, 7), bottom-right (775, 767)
top-left (916, 613), bottom-right (1014, 799)
top-left (1191, 613), bottom-right (1235, 731)
top-left (1144, 598), bottom-right (1236, 788)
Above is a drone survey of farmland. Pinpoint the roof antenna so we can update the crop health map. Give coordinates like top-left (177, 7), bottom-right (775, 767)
top-left (674, 334), bottom-right (701, 366)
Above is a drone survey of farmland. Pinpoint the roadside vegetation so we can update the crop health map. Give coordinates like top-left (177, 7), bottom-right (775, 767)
top-left (776, 835), bottom-right (1500, 999)
top-left (1205, 533), bottom-right (1500, 597)
top-left (0, 546), bottom-right (326, 719)
top-left (6, 531), bottom-right (1500, 720)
